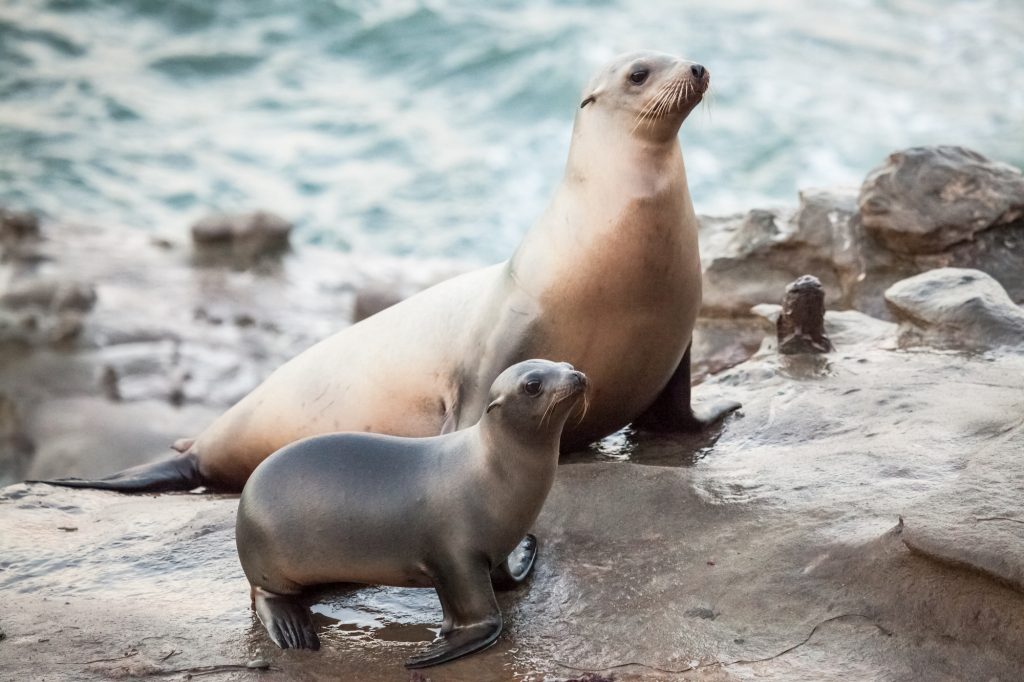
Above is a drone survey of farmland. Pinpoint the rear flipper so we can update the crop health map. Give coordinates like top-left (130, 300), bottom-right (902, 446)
top-left (634, 343), bottom-right (741, 433)
top-left (28, 453), bottom-right (204, 493)
top-left (490, 534), bottom-right (537, 590)
top-left (254, 588), bottom-right (320, 651)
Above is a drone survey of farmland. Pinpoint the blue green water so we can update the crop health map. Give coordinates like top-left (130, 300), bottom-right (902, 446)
top-left (1, 0), bottom-right (1022, 262)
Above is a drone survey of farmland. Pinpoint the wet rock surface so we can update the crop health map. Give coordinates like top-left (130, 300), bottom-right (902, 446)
top-left (0, 217), bottom-right (463, 485)
top-left (2, 292), bottom-right (1023, 681)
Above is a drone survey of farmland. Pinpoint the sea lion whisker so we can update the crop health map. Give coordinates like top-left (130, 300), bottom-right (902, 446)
top-left (634, 77), bottom-right (676, 131)
top-left (631, 109), bottom-right (655, 133)
top-left (666, 77), bottom-right (684, 114)
top-left (634, 88), bottom-right (660, 121)
top-left (538, 385), bottom-right (581, 430)
top-left (633, 86), bottom-right (667, 132)
top-left (641, 89), bottom-right (670, 131)
top-left (537, 398), bottom-right (556, 431)
top-left (652, 80), bottom-right (675, 119)
top-left (538, 389), bottom-right (565, 430)
top-left (575, 392), bottom-right (590, 426)
top-left (702, 85), bottom-right (715, 119)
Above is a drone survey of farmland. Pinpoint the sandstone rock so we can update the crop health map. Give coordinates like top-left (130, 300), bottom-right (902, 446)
top-left (699, 185), bottom-right (1013, 322)
top-left (901, 417), bottom-right (1024, 593)
top-left (690, 317), bottom-right (767, 382)
top-left (912, 219), bottom-right (1024, 306)
top-left (860, 146), bottom-right (1024, 255)
top-left (699, 188), bottom-right (872, 317)
top-left (884, 268), bottom-right (1024, 351)
top-left (190, 210), bottom-right (292, 260)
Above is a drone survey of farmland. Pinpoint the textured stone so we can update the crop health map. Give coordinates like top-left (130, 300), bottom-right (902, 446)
top-left (699, 187), bottom-right (882, 317)
top-left (884, 268), bottom-right (1024, 351)
top-left (700, 149), bottom-right (1024, 320)
top-left (902, 420), bottom-right (1024, 593)
top-left (860, 146), bottom-right (1024, 254)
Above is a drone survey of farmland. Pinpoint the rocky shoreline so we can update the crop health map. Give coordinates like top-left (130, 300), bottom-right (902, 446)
top-left (1, 145), bottom-right (1023, 680)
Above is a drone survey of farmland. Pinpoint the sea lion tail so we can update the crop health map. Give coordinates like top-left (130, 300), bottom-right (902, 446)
top-left (29, 453), bottom-right (204, 493)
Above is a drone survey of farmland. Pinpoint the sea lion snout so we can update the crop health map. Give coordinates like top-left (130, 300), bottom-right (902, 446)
top-left (684, 61), bottom-right (710, 94)
top-left (571, 370), bottom-right (587, 390)
top-left (543, 361), bottom-right (588, 394)
top-left (561, 368), bottom-right (588, 392)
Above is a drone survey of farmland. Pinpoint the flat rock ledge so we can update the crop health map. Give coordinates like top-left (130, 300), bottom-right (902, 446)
top-left (2, 295), bottom-right (1023, 681)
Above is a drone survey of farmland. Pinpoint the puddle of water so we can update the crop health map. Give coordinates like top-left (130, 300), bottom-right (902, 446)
top-left (307, 584), bottom-right (442, 645)
top-left (563, 424), bottom-right (726, 467)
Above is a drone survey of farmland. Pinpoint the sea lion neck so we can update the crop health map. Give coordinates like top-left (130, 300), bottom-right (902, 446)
top-left (504, 120), bottom-right (693, 300)
top-left (474, 408), bottom-right (566, 463)
top-left (563, 119), bottom-right (684, 193)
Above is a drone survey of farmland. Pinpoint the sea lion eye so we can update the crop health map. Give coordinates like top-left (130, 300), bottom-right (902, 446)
top-left (629, 68), bottom-right (649, 85)
top-left (524, 379), bottom-right (543, 396)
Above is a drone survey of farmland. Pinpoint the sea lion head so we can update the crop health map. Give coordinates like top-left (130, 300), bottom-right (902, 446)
top-left (484, 359), bottom-right (588, 437)
top-left (577, 50), bottom-right (709, 143)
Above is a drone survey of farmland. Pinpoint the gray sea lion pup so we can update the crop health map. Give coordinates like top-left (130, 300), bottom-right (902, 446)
top-left (40, 50), bottom-right (738, 579)
top-left (235, 360), bottom-right (587, 668)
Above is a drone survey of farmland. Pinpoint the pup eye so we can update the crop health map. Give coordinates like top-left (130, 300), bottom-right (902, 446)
top-left (629, 68), bottom-right (649, 85)
top-left (524, 379), bottom-right (543, 396)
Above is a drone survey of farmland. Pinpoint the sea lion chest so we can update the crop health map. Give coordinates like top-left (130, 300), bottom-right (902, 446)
top-left (515, 192), bottom-right (702, 441)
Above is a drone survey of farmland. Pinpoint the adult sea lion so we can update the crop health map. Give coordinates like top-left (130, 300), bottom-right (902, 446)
top-left (236, 360), bottom-right (587, 668)
top-left (41, 51), bottom-right (737, 500)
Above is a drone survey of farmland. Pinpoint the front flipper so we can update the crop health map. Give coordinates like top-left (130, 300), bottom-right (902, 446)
top-left (407, 558), bottom-right (502, 668)
top-left (29, 453), bottom-right (205, 493)
top-left (253, 587), bottom-right (320, 651)
top-left (490, 534), bottom-right (537, 590)
top-left (634, 344), bottom-right (741, 433)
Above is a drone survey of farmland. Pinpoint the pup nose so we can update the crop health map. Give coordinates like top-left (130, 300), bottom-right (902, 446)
top-left (571, 370), bottom-right (588, 388)
top-left (690, 64), bottom-right (707, 79)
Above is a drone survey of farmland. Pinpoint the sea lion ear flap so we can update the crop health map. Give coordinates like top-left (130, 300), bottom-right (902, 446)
top-left (580, 94), bottom-right (597, 109)
top-left (486, 397), bottom-right (504, 413)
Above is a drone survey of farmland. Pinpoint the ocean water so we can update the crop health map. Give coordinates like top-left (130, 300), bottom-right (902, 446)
top-left (0, 0), bottom-right (1022, 262)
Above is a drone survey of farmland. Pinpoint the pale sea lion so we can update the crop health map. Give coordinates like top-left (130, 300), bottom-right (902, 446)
top-left (40, 50), bottom-right (739, 576)
top-left (236, 360), bottom-right (587, 668)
